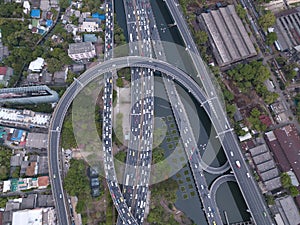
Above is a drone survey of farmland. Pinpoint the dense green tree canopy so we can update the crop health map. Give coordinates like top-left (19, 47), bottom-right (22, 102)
top-left (258, 11), bottom-right (276, 31)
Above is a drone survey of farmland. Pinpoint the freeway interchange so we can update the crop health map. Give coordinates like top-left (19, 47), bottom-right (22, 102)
top-left (49, 55), bottom-right (274, 225)
top-left (48, 1), bottom-right (274, 224)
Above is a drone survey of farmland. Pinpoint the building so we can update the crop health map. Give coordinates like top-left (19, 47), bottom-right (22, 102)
top-left (263, 0), bottom-right (286, 12)
top-left (199, 5), bottom-right (257, 66)
top-left (83, 34), bottom-right (98, 43)
top-left (274, 7), bottom-right (300, 51)
top-left (28, 57), bottom-right (44, 72)
top-left (53, 69), bottom-right (67, 84)
top-left (79, 21), bottom-right (100, 32)
top-left (0, 86), bottom-right (59, 104)
top-left (265, 124), bottom-right (300, 184)
top-left (0, 42), bottom-right (9, 62)
top-left (275, 196), bottom-right (300, 225)
top-left (0, 66), bottom-right (13, 87)
top-left (11, 208), bottom-right (55, 225)
top-left (68, 42), bottom-right (96, 61)
top-left (30, 9), bottom-right (41, 18)
top-left (26, 133), bottom-right (48, 149)
top-left (0, 107), bottom-right (51, 129)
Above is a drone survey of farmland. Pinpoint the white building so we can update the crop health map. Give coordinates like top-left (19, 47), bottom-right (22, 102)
top-left (68, 42), bottom-right (96, 61)
top-left (79, 21), bottom-right (100, 32)
top-left (263, 0), bottom-right (286, 12)
top-left (23, 1), bottom-right (30, 14)
top-left (28, 57), bottom-right (45, 72)
top-left (12, 208), bottom-right (56, 225)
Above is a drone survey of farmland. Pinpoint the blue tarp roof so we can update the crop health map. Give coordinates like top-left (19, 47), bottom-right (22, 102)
top-left (46, 20), bottom-right (53, 27)
top-left (11, 129), bottom-right (23, 141)
top-left (31, 9), bottom-right (41, 18)
top-left (92, 12), bottom-right (105, 20)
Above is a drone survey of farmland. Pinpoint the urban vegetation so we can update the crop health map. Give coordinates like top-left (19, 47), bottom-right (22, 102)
top-left (280, 172), bottom-right (299, 197)
top-left (294, 94), bottom-right (300, 123)
top-left (235, 4), bottom-right (247, 20)
top-left (276, 56), bottom-right (298, 82)
top-left (0, 146), bottom-right (12, 180)
top-left (114, 113), bottom-right (124, 146)
top-left (248, 108), bottom-right (267, 132)
top-left (61, 112), bottom-right (78, 149)
top-left (64, 159), bottom-right (100, 224)
top-left (228, 60), bottom-right (279, 104)
top-left (258, 10), bottom-right (276, 31)
top-left (147, 178), bottom-right (180, 224)
top-left (266, 32), bottom-right (278, 45)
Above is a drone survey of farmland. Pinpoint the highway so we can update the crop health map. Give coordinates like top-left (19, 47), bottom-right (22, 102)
top-left (146, 2), bottom-right (225, 224)
top-left (164, 1), bottom-right (274, 224)
top-left (46, 55), bottom-right (213, 225)
top-left (117, 0), bottom-right (154, 224)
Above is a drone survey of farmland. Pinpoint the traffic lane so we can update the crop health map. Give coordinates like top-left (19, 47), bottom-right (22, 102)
top-left (223, 132), bottom-right (272, 224)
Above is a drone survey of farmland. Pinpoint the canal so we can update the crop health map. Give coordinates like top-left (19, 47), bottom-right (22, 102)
top-left (114, 0), bottom-right (250, 224)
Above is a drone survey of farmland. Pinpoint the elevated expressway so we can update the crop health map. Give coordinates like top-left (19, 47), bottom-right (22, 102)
top-left (49, 56), bottom-right (248, 225)
top-left (164, 1), bottom-right (274, 224)
top-left (145, 2), bottom-right (226, 224)
top-left (117, 0), bottom-right (154, 224)
top-left (210, 174), bottom-right (236, 202)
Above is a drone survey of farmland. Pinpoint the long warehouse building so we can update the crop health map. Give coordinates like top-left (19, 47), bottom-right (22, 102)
top-left (199, 5), bottom-right (257, 66)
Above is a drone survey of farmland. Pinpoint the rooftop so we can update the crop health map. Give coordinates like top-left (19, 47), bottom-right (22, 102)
top-left (276, 196), bottom-right (300, 225)
top-left (200, 5), bottom-right (256, 66)
top-left (266, 124), bottom-right (300, 183)
top-left (68, 42), bottom-right (95, 55)
top-left (12, 208), bottom-right (55, 225)
top-left (26, 133), bottom-right (48, 149)
top-left (30, 9), bottom-right (41, 18)
top-left (0, 107), bottom-right (51, 128)
top-left (0, 67), bottom-right (7, 75)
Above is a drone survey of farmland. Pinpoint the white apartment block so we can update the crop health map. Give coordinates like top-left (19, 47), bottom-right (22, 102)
top-left (68, 42), bottom-right (96, 61)
top-left (79, 21), bottom-right (100, 32)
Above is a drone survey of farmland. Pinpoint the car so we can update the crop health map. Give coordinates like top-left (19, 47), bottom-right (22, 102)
top-left (59, 194), bottom-right (62, 199)
top-left (230, 151), bottom-right (234, 157)
top-left (263, 211), bottom-right (267, 217)
top-left (235, 160), bottom-right (241, 168)
top-left (246, 172), bottom-right (250, 178)
top-left (207, 193), bottom-right (210, 198)
top-left (53, 174), bottom-right (56, 179)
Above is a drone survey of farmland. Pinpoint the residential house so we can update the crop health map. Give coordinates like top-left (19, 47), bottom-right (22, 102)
top-left (28, 57), bottom-right (44, 72)
top-left (53, 68), bottom-right (67, 84)
top-left (0, 66), bottom-right (13, 87)
top-left (0, 42), bottom-right (9, 62)
top-left (23, 1), bottom-right (30, 14)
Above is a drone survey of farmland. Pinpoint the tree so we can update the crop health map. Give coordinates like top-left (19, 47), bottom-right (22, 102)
top-left (258, 11), bottom-right (276, 31)
top-left (195, 30), bottom-right (208, 45)
top-left (289, 186), bottom-right (299, 197)
top-left (250, 108), bottom-right (261, 117)
top-left (66, 71), bottom-right (77, 85)
top-left (47, 58), bottom-right (62, 73)
top-left (265, 194), bottom-right (275, 205)
top-left (116, 77), bottom-right (124, 87)
top-left (266, 32), bottom-right (277, 45)
top-left (264, 92), bottom-right (279, 105)
top-left (280, 172), bottom-right (292, 189)
top-left (236, 4), bottom-right (247, 20)
top-left (59, 0), bottom-right (71, 11)
top-left (152, 147), bottom-right (165, 164)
